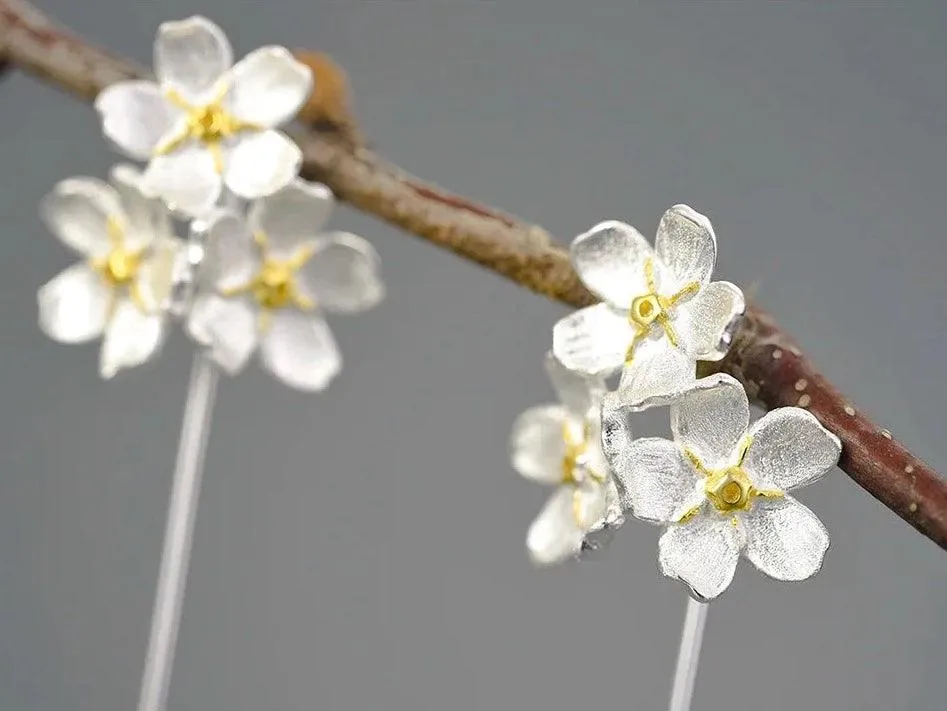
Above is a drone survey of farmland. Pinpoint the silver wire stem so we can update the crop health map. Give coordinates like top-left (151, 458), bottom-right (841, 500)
top-left (137, 352), bottom-right (219, 711)
top-left (668, 596), bottom-right (709, 711)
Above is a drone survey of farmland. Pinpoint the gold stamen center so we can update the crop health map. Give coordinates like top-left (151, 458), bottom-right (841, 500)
top-left (103, 248), bottom-right (141, 286)
top-left (188, 104), bottom-right (234, 143)
top-left (721, 480), bottom-right (743, 505)
top-left (625, 257), bottom-right (700, 364)
top-left (89, 217), bottom-right (149, 317)
top-left (705, 467), bottom-right (754, 512)
top-left (677, 437), bottom-right (784, 522)
top-left (630, 293), bottom-right (662, 327)
top-left (155, 86), bottom-right (262, 173)
top-left (253, 260), bottom-right (295, 310)
top-left (217, 233), bottom-right (318, 322)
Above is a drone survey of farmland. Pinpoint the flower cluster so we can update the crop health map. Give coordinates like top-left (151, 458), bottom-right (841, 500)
top-left (37, 16), bottom-right (383, 387)
top-left (512, 207), bottom-right (840, 599)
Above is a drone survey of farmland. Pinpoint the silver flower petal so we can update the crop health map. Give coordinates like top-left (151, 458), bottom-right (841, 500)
top-left (40, 177), bottom-right (123, 257)
top-left (616, 336), bottom-right (696, 407)
top-left (187, 294), bottom-right (258, 375)
top-left (608, 437), bottom-right (702, 524)
top-left (247, 179), bottom-right (334, 259)
top-left (37, 263), bottom-right (110, 343)
top-left (203, 211), bottom-right (260, 292)
top-left (571, 220), bottom-right (654, 308)
top-left (544, 351), bottom-right (605, 420)
top-left (510, 405), bottom-right (571, 485)
top-left (744, 496), bottom-right (829, 581)
top-left (654, 204), bottom-right (717, 290)
top-left (670, 373), bottom-right (749, 470)
top-left (552, 302), bottom-right (636, 376)
top-left (672, 280), bottom-right (745, 361)
top-left (224, 130), bottom-right (302, 201)
top-left (109, 165), bottom-right (172, 251)
top-left (140, 148), bottom-right (221, 217)
top-left (527, 485), bottom-right (602, 567)
top-left (99, 298), bottom-right (166, 379)
top-left (229, 46), bottom-right (313, 127)
top-left (154, 16), bottom-right (233, 103)
top-left (296, 232), bottom-right (385, 313)
top-left (659, 515), bottom-right (742, 601)
top-left (743, 407), bottom-right (842, 492)
top-left (135, 238), bottom-right (183, 314)
top-left (95, 82), bottom-right (183, 160)
top-left (258, 310), bottom-right (341, 391)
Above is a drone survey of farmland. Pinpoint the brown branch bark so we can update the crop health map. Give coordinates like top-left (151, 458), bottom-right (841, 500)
top-left (3, 0), bottom-right (946, 551)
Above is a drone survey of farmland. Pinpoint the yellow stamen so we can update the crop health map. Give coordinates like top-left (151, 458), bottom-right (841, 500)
top-left (677, 504), bottom-right (702, 524)
top-left (91, 217), bottom-right (143, 292)
top-left (684, 448), bottom-right (710, 477)
top-left (680, 444), bottom-right (784, 519)
top-left (644, 257), bottom-right (657, 293)
top-left (669, 281), bottom-right (701, 306)
top-left (624, 329), bottom-right (647, 365)
top-left (626, 259), bottom-right (701, 358)
top-left (154, 85), bottom-right (262, 174)
top-left (257, 310), bottom-right (273, 334)
top-left (106, 216), bottom-right (124, 248)
top-left (218, 234), bottom-right (320, 325)
top-left (561, 422), bottom-right (583, 484)
top-left (572, 489), bottom-right (587, 528)
top-left (656, 312), bottom-right (679, 347)
top-left (208, 143), bottom-right (225, 174)
top-left (735, 435), bottom-right (753, 465)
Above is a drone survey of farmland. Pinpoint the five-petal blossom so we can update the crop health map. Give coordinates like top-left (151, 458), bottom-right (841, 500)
top-left (186, 178), bottom-right (384, 390)
top-left (510, 353), bottom-right (624, 566)
top-left (95, 15), bottom-right (312, 216)
top-left (553, 205), bottom-right (744, 407)
top-left (37, 166), bottom-right (182, 378)
top-left (602, 373), bottom-right (841, 600)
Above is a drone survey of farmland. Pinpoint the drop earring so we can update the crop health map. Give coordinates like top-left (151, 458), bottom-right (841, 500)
top-left (543, 205), bottom-right (838, 710)
top-left (36, 15), bottom-right (385, 711)
top-left (515, 204), bottom-right (747, 566)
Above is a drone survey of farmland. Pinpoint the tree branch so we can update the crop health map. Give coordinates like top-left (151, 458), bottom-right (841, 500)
top-left (3, 0), bottom-right (946, 550)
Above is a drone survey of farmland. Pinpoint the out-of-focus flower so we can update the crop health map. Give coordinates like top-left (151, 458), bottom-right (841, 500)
top-left (187, 178), bottom-right (383, 390)
top-left (38, 166), bottom-right (182, 378)
top-left (510, 353), bottom-right (624, 566)
top-left (96, 16), bottom-right (312, 215)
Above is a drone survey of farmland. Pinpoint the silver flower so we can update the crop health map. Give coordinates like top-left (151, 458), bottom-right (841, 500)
top-left (553, 206), bottom-right (744, 407)
top-left (602, 374), bottom-right (841, 600)
top-left (510, 353), bottom-right (624, 566)
top-left (95, 16), bottom-right (312, 216)
top-left (186, 178), bottom-right (384, 391)
top-left (37, 166), bottom-right (182, 378)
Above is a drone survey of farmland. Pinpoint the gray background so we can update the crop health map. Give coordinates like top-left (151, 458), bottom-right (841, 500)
top-left (1, 1), bottom-right (946, 710)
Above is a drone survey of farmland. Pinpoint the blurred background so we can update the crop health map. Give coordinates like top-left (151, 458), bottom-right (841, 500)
top-left (2, 1), bottom-right (946, 710)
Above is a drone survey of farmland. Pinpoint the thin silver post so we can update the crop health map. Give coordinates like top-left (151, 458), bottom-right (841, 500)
top-left (668, 596), bottom-right (709, 711)
top-left (137, 352), bottom-right (219, 711)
